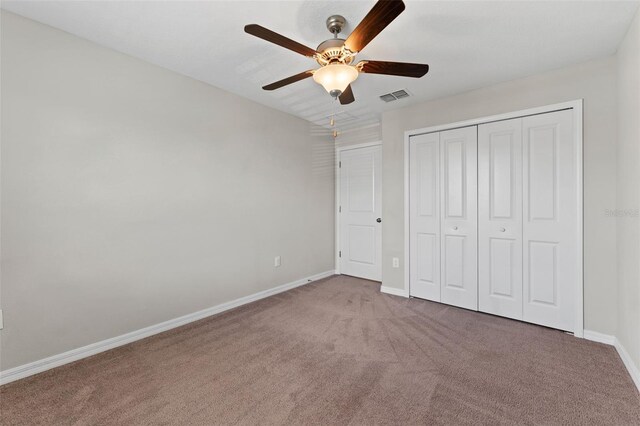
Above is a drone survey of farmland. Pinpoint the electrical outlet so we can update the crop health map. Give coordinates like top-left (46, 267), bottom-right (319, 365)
top-left (392, 257), bottom-right (400, 268)
top-left (274, 256), bottom-right (281, 268)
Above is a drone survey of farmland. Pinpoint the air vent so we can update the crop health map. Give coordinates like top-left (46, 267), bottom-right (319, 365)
top-left (392, 90), bottom-right (409, 99)
top-left (379, 89), bottom-right (410, 102)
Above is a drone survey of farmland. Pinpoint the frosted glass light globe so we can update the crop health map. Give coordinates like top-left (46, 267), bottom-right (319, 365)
top-left (313, 64), bottom-right (359, 95)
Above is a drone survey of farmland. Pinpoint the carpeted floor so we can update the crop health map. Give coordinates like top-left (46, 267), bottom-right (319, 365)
top-left (1, 275), bottom-right (639, 425)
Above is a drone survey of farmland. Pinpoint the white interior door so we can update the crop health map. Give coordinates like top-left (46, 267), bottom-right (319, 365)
top-left (478, 118), bottom-right (523, 320)
top-left (440, 126), bottom-right (478, 310)
top-left (522, 109), bottom-right (577, 332)
top-left (409, 132), bottom-right (441, 300)
top-left (339, 145), bottom-right (382, 281)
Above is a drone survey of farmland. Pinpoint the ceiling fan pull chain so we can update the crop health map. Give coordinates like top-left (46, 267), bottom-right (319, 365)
top-left (330, 97), bottom-right (336, 128)
top-left (332, 98), bottom-right (340, 141)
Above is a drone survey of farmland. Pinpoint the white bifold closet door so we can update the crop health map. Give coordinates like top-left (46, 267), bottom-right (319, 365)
top-left (522, 110), bottom-right (577, 332)
top-left (440, 127), bottom-right (478, 310)
top-left (409, 132), bottom-right (441, 301)
top-left (478, 118), bottom-right (524, 320)
top-left (477, 109), bottom-right (577, 331)
top-left (410, 127), bottom-right (477, 310)
top-left (411, 108), bottom-right (577, 332)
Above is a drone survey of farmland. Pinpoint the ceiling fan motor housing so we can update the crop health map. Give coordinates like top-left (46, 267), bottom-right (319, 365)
top-left (316, 38), bottom-right (354, 66)
top-left (315, 15), bottom-right (355, 66)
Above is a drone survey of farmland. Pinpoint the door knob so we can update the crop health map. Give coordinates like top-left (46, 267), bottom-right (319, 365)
top-left (499, 227), bottom-right (506, 232)
top-left (452, 226), bottom-right (458, 230)
top-left (376, 218), bottom-right (382, 223)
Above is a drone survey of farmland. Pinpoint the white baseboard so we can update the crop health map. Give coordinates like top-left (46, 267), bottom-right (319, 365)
top-left (380, 285), bottom-right (409, 298)
top-left (583, 329), bottom-right (640, 393)
top-left (0, 270), bottom-right (335, 386)
top-left (583, 329), bottom-right (616, 345)
top-left (614, 338), bottom-right (640, 393)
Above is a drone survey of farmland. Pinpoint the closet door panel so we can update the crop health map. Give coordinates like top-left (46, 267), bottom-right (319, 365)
top-left (440, 126), bottom-right (478, 310)
top-left (523, 109), bottom-right (576, 332)
top-left (478, 119), bottom-right (523, 320)
top-left (409, 133), bottom-right (441, 301)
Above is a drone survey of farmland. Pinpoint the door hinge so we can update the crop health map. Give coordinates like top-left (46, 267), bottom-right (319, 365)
top-left (339, 161), bottom-right (341, 168)
top-left (339, 251), bottom-right (342, 258)
top-left (339, 206), bottom-right (341, 213)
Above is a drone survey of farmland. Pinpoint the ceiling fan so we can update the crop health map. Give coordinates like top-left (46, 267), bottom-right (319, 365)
top-left (244, 0), bottom-right (429, 105)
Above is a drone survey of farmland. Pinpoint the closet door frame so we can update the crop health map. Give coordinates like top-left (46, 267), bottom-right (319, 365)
top-left (403, 100), bottom-right (584, 337)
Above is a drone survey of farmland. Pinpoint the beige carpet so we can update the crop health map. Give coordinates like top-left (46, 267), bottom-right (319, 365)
top-left (1, 275), bottom-right (639, 425)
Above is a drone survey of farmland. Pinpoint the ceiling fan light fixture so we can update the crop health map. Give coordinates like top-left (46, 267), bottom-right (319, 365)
top-left (313, 64), bottom-right (359, 96)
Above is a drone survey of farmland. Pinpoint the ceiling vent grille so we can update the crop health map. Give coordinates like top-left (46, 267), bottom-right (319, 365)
top-left (379, 89), bottom-right (410, 102)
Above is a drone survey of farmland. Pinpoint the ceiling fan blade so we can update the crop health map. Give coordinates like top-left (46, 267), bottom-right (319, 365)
top-left (339, 85), bottom-right (355, 105)
top-left (344, 0), bottom-right (406, 53)
top-left (359, 60), bottom-right (429, 78)
top-left (245, 24), bottom-right (317, 58)
top-left (262, 70), bottom-right (315, 91)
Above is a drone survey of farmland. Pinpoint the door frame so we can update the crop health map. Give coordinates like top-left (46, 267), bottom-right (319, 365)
top-left (335, 141), bottom-right (383, 275)
top-left (403, 100), bottom-right (584, 337)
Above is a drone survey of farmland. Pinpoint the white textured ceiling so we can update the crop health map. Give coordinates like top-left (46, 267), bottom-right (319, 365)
top-left (3, 1), bottom-right (639, 130)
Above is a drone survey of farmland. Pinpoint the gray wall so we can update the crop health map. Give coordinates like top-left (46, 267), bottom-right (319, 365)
top-left (335, 124), bottom-right (382, 148)
top-left (0, 12), bottom-right (335, 371)
top-left (617, 7), bottom-right (640, 374)
top-left (380, 56), bottom-right (619, 335)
